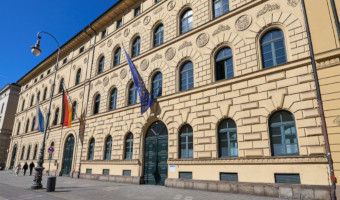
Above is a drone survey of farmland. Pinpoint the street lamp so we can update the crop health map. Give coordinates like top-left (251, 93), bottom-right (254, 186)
top-left (30, 31), bottom-right (60, 189)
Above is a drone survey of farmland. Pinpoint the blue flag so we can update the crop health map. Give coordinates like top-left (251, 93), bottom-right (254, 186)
top-left (34, 99), bottom-right (45, 132)
top-left (124, 49), bottom-right (153, 114)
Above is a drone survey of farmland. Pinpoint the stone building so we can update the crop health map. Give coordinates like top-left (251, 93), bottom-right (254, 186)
top-left (0, 83), bottom-right (20, 167)
top-left (6, 0), bottom-right (340, 199)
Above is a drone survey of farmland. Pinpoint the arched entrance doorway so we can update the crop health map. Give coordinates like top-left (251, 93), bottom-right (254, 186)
top-left (144, 121), bottom-right (168, 185)
top-left (9, 144), bottom-right (17, 169)
top-left (62, 135), bottom-right (74, 176)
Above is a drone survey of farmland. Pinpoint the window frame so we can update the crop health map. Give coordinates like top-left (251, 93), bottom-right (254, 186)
top-left (128, 82), bottom-right (138, 105)
top-left (213, 0), bottom-right (230, 18)
top-left (179, 124), bottom-right (193, 159)
top-left (75, 69), bottom-right (81, 85)
top-left (132, 37), bottom-right (141, 58)
top-left (180, 9), bottom-right (193, 34)
top-left (151, 72), bottom-right (162, 99)
top-left (109, 88), bottom-right (118, 110)
top-left (98, 56), bottom-right (105, 74)
top-left (218, 118), bottom-right (238, 158)
top-left (154, 24), bottom-right (164, 47)
top-left (179, 61), bottom-right (194, 91)
top-left (88, 138), bottom-right (95, 160)
top-left (104, 136), bottom-right (112, 160)
top-left (93, 94), bottom-right (101, 115)
top-left (215, 47), bottom-right (234, 81)
top-left (125, 133), bottom-right (133, 160)
top-left (114, 48), bottom-right (121, 66)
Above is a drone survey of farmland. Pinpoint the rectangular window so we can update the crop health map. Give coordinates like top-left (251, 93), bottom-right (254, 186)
top-left (40, 74), bottom-right (44, 79)
top-left (86, 169), bottom-right (92, 174)
top-left (63, 58), bottom-right (67, 64)
top-left (34, 79), bottom-right (37, 83)
top-left (103, 169), bottom-right (110, 175)
top-left (275, 174), bottom-right (300, 184)
top-left (117, 19), bottom-right (122, 29)
top-left (79, 46), bottom-right (84, 53)
top-left (101, 30), bottom-right (107, 39)
top-left (134, 6), bottom-right (141, 17)
top-left (47, 70), bottom-right (50, 75)
top-left (179, 172), bottom-right (192, 179)
top-left (220, 173), bottom-right (238, 182)
top-left (123, 170), bottom-right (131, 176)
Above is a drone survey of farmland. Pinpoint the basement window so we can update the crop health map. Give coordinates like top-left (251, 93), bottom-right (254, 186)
top-left (86, 169), bottom-right (92, 174)
top-left (275, 174), bottom-right (300, 184)
top-left (123, 170), bottom-right (131, 176)
top-left (179, 172), bottom-right (192, 179)
top-left (103, 169), bottom-right (110, 175)
top-left (220, 173), bottom-right (238, 182)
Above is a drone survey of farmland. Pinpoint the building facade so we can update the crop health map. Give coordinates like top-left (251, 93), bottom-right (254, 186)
top-left (0, 83), bottom-right (20, 167)
top-left (6, 0), bottom-right (339, 199)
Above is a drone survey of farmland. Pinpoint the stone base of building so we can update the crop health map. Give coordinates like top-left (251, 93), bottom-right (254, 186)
top-left (165, 178), bottom-right (331, 200)
top-left (78, 173), bottom-right (142, 184)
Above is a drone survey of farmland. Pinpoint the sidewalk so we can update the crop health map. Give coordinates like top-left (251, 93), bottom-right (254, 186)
top-left (0, 170), bottom-right (279, 200)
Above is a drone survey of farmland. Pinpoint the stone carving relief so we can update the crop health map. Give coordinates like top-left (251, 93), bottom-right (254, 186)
top-left (165, 47), bottom-right (176, 61)
top-left (144, 16), bottom-right (151, 25)
top-left (151, 54), bottom-right (162, 62)
top-left (111, 73), bottom-right (118, 79)
top-left (79, 91), bottom-right (84, 99)
top-left (167, 1), bottom-right (176, 11)
top-left (107, 39), bottom-right (113, 47)
top-left (103, 77), bottom-right (109, 87)
top-left (95, 80), bottom-right (102, 86)
top-left (154, 6), bottom-right (163, 14)
top-left (287, 0), bottom-right (299, 7)
top-left (317, 57), bottom-right (340, 69)
top-left (213, 25), bottom-right (231, 36)
top-left (133, 21), bottom-right (140, 27)
top-left (115, 32), bottom-right (122, 38)
top-left (178, 41), bottom-right (192, 51)
top-left (196, 33), bottom-right (209, 48)
top-left (84, 57), bottom-right (88, 64)
top-left (124, 28), bottom-right (130, 37)
top-left (235, 15), bottom-right (252, 31)
top-left (256, 4), bottom-right (280, 18)
top-left (120, 69), bottom-right (127, 79)
top-left (140, 59), bottom-right (149, 71)
top-left (100, 42), bottom-right (106, 48)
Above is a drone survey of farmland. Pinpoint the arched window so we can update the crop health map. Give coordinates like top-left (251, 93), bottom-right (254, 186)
top-left (37, 91), bottom-right (41, 102)
top-left (104, 136), bottom-right (112, 160)
top-left (132, 37), bottom-right (141, 57)
top-left (33, 144), bottom-right (38, 160)
top-left (125, 133), bottom-right (133, 160)
top-left (213, 0), bottom-right (230, 18)
top-left (43, 87), bottom-right (48, 101)
top-left (181, 9), bottom-right (193, 34)
top-left (31, 117), bottom-right (36, 132)
top-left (109, 89), bottom-right (118, 110)
top-left (26, 145), bottom-right (31, 160)
top-left (53, 108), bottom-right (59, 126)
top-left (93, 95), bottom-right (101, 115)
top-left (30, 95), bottom-right (34, 107)
top-left (21, 100), bottom-right (25, 111)
top-left (17, 123), bottom-right (21, 135)
top-left (25, 119), bottom-right (30, 133)
top-left (261, 29), bottom-right (287, 69)
top-left (269, 110), bottom-right (299, 156)
top-left (179, 125), bottom-right (193, 159)
top-left (154, 24), bottom-right (164, 47)
top-left (180, 62), bottom-right (194, 91)
top-left (218, 119), bottom-right (238, 157)
top-left (75, 69), bottom-right (81, 85)
top-left (216, 47), bottom-right (234, 81)
top-left (152, 72), bottom-right (162, 99)
top-left (59, 78), bottom-right (64, 93)
top-left (72, 102), bottom-right (77, 121)
top-left (114, 48), bottom-right (121, 66)
top-left (98, 57), bottom-right (105, 74)
top-left (88, 138), bottom-right (95, 160)
top-left (129, 83), bottom-right (138, 105)
top-left (21, 146), bottom-right (25, 160)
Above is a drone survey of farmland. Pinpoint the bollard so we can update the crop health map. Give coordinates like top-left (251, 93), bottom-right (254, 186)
top-left (46, 176), bottom-right (56, 192)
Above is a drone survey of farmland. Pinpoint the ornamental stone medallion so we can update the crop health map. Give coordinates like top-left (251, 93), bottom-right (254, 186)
top-left (107, 39), bottom-right (113, 47)
top-left (165, 47), bottom-right (176, 61)
top-left (235, 15), bottom-right (252, 31)
top-left (144, 16), bottom-right (151, 25)
top-left (167, 1), bottom-right (176, 11)
top-left (103, 77), bottom-right (109, 87)
top-left (140, 59), bottom-right (149, 71)
top-left (196, 33), bottom-right (209, 48)
top-left (257, 4), bottom-right (280, 18)
top-left (124, 28), bottom-right (130, 37)
top-left (120, 69), bottom-right (127, 79)
top-left (213, 25), bottom-right (231, 36)
top-left (287, 0), bottom-right (298, 7)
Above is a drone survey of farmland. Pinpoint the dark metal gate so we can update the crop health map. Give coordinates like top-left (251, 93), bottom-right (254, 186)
top-left (62, 135), bottom-right (74, 176)
top-left (9, 144), bottom-right (17, 169)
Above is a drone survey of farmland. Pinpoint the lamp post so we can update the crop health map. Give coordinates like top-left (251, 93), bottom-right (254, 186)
top-left (30, 31), bottom-right (60, 189)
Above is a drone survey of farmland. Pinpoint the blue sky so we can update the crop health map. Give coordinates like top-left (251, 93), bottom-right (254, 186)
top-left (0, 0), bottom-right (118, 89)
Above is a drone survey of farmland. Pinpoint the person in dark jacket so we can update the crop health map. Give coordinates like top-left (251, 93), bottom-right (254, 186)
top-left (23, 162), bottom-right (28, 176)
top-left (29, 162), bottom-right (35, 176)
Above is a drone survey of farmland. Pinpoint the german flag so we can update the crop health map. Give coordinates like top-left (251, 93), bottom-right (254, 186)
top-left (62, 91), bottom-right (72, 127)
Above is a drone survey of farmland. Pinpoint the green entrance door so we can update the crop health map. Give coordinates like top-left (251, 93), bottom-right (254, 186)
top-left (62, 135), bottom-right (74, 176)
top-left (144, 121), bottom-right (168, 185)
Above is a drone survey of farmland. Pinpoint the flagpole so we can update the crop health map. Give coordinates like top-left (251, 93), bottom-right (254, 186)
top-left (31, 31), bottom-right (61, 189)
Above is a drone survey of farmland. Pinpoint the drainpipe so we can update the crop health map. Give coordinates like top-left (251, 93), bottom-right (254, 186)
top-left (330, 0), bottom-right (340, 42)
top-left (77, 25), bottom-right (97, 178)
top-left (301, 1), bottom-right (336, 199)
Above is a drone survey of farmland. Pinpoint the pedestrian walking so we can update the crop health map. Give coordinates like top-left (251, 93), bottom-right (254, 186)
top-left (15, 163), bottom-right (21, 176)
top-left (23, 162), bottom-right (28, 176)
top-left (29, 162), bottom-right (35, 176)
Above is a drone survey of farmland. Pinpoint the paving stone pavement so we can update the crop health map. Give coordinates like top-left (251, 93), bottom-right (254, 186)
top-left (0, 171), bottom-right (280, 200)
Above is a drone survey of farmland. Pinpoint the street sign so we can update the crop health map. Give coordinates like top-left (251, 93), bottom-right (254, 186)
top-left (48, 147), bottom-right (54, 154)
